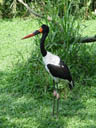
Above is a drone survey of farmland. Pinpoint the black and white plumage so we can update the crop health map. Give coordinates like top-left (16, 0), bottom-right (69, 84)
top-left (43, 51), bottom-right (74, 89)
top-left (22, 24), bottom-right (74, 116)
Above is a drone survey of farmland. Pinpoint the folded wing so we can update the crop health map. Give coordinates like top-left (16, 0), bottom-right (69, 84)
top-left (47, 63), bottom-right (72, 81)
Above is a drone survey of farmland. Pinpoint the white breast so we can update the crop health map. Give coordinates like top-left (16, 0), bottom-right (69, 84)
top-left (42, 51), bottom-right (60, 72)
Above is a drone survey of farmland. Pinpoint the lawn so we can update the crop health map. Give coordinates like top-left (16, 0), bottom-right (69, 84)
top-left (0, 18), bottom-right (96, 128)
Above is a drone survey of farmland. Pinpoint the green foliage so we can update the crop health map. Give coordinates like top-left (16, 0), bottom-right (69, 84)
top-left (0, 0), bottom-right (12, 18)
top-left (0, 0), bottom-right (95, 19)
top-left (0, 0), bottom-right (29, 18)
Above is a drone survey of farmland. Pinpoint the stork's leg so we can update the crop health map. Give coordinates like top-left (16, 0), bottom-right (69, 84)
top-left (56, 83), bottom-right (60, 117)
top-left (53, 80), bottom-right (56, 116)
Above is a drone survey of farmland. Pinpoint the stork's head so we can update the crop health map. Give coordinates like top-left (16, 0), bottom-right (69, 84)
top-left (22, 24), bottom-right (49, 39)
top-left (41, 24), bottom-right (49, 34)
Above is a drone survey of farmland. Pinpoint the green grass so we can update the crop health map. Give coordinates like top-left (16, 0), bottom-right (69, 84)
top-left (0, 18), bottom-right (96, 128)
top-left (81, 20), bottom-right (96, 36)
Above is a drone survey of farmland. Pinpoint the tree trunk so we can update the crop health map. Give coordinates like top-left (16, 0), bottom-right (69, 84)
top-left (57, 35), bottom-right (96, 44)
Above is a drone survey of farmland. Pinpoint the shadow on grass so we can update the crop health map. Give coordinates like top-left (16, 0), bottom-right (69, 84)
top-left (0, 46), bottom-right (96, 127)
top-left (0, 73), bottom-right (85, 128)
top-left (81, 125), bottom-right (96, 128)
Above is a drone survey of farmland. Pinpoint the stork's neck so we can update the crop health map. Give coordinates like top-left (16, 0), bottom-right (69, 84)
top-left (40, 32), bottom-right (48, 57)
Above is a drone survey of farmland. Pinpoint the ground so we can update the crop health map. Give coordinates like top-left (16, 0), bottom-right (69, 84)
top-left (0, 18), bottom-right (96, 128)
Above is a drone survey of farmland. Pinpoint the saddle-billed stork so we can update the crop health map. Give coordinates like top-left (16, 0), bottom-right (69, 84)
top-left (22, 24), bottom-right (74, 116)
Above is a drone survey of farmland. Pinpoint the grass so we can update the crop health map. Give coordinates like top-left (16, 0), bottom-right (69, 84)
top-left (81, 20), bottom-right (96, 36)
top-left (0, 18), bottom-right (96, 128)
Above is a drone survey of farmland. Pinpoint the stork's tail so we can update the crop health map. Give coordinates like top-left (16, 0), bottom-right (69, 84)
top-left (69, 80), bottom-right (74, 90)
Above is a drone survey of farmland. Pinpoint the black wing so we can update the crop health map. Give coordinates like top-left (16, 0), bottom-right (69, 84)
top-left (47, 61), bottom-right (72, 82)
